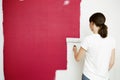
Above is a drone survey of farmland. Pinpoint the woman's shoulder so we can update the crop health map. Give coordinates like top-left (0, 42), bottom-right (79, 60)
top-left (85, 34), bottom-right (98, 39)
top-left (82, 34), bottom-right (95, 42)
top-left (106, 35), bottom-right (115, 41)
top-left (104, 35), bottom-right (116, 46)
top-left (106, 35), bottom-right (116, 48)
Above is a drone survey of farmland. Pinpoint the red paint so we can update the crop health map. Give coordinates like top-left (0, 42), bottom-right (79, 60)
top-left (3, 0), bottom-right (80, 80)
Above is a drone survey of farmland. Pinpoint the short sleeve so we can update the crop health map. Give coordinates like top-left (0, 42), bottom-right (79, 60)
top-left (81, 37), bottom-right (89, 50)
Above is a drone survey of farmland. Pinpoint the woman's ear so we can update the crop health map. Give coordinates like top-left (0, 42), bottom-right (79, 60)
top-left (91, 22), bottom-right (94, 25)
top-left (90, 22), bottom-right (94, 31)
top-left (89, 22), bottom-right (94, 27)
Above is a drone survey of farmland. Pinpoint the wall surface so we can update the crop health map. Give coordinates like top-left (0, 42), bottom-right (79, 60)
top-left (55, 0), bottom-right (120, 80)
top-left (1, 0), bottom-right (120, 80)
top-left (2, 0), bottom-right (80, 80)
top-left (0, 0), bottom-right (4, 80)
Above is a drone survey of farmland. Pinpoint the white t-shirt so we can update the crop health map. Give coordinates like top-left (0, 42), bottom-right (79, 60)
top-left (81, 34), bottom-right (115, 80)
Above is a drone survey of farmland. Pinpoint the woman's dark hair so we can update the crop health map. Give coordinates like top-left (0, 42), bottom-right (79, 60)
top-left (89, 12), bottom-right (108, 38)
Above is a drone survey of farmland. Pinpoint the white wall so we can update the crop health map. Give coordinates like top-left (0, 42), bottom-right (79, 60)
top-left (0, 0), bottom-right (5, 79)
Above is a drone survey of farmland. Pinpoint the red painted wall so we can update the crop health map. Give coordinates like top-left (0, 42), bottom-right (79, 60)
top-left (3, 0), bottom-right (80, 80)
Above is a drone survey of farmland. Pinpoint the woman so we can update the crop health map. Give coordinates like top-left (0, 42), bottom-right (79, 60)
top-left (73, 12), bottom-right (115, 80)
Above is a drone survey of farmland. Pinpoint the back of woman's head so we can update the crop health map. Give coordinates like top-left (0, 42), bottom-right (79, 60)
top-left (89, 12), bottom-right (108, 38)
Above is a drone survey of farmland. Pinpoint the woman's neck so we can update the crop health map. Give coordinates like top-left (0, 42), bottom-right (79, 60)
top-left (94, 31), bottom-right (98, 34)
top-left (93, 30), bottom-right (98, 34)
top-left (93, 25), bottom-right (99, 34)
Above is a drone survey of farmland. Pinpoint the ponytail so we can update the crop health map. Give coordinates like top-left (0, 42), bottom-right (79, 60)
top-left (98, 24), bottom-right (108, 38)
top-left (89, 12), bottom-right (108, 38)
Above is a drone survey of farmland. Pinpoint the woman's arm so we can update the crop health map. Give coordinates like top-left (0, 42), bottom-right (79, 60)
top-left (73, 45), bottom-right (86, 62)
top-left (108, 48), bottom-right (115, 71)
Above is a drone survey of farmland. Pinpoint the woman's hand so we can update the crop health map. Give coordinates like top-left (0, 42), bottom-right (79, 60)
top-left (73, 45), bottom-right (86, 62)
top-left (73, 45), bottom-right (77, 53)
